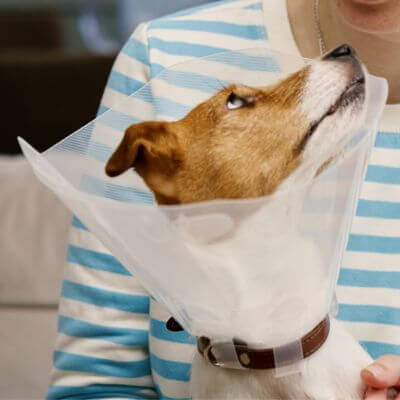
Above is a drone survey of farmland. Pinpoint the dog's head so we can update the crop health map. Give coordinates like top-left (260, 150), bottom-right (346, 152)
top-left (106, 44), bottom-right (366, 204)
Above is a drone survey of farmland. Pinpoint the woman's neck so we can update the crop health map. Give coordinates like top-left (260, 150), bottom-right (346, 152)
top-left (287, 0), bottom-right (400, 103)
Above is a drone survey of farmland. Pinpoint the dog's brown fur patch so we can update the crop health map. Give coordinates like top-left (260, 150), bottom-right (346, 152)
top-left (106, 68), bottom-right (310, 204)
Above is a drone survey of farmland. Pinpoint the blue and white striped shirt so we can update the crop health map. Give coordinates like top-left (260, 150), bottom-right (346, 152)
top-left (47, 1), bottom-right (400, 399)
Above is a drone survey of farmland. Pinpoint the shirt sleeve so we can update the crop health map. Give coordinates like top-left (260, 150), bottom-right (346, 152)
top-left (47, 23), bottom-right (158, 400)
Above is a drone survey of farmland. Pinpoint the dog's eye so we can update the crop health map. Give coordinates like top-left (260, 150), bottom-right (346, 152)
top-left (226, 93), bottom-right (250, 110)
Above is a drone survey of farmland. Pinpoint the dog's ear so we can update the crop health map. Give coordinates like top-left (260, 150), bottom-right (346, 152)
top-left (105, 121), bottom-right (183, 202)
top-left (106, 121), bottom-right (181, 177)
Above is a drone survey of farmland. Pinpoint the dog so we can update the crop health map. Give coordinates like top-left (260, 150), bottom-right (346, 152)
top-left (105, 44), bottom-right (372, 399)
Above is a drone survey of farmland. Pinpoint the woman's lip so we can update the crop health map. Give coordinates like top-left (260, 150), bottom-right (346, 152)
top-left (352, 0), bottom-right (391, 4)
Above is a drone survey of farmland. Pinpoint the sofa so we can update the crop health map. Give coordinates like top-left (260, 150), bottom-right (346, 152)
top-left (0, 10), bottom-right (115, 396)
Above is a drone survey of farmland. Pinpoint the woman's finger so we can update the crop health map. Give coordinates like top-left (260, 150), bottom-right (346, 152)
top-left (361, 355), bottom-right (400, 389)
top-left (364, 387), bottom-right (387, 400)
top-left (387, 387), bottom-right (400, 400)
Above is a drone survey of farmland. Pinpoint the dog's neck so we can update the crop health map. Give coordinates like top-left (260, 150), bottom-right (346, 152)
top-left (175, 194), bottom-right (331, 347)
top-left (196, 315), bottom-right (331, 371)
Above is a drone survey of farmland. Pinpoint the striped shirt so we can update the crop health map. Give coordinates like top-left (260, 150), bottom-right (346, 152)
top-left (47, 1), bottom-right (400, 399)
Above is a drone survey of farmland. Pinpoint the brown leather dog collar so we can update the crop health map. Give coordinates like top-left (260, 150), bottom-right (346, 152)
top-left (197, 315), bottom-right (330, 370)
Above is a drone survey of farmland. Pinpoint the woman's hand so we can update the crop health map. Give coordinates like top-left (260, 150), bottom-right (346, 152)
top-left (361, 355), bottom-right (400, 399)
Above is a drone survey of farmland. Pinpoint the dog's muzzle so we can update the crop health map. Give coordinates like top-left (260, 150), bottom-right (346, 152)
top-left (197, 315), bottom-right (330, 370)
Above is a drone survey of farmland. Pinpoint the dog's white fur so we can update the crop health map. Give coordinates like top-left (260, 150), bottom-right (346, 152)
top-left (189, 57), bottom-right (372, 400)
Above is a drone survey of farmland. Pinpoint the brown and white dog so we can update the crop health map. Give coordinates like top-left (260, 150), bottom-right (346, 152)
top-left (106, 45), bottom-right (372, 399)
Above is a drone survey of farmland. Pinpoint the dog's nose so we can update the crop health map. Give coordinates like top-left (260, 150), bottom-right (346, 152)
top-left (323, 44), bottom-right (357, 61)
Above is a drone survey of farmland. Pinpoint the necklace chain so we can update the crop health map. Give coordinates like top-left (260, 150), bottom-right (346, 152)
top-left (313, 0), bottom-right (327, 56)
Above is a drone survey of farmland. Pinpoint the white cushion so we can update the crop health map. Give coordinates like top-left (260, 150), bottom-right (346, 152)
top-left (0, 308), bottom-right (57, 399)
top-left (0, 156), bottom-right (71, 304)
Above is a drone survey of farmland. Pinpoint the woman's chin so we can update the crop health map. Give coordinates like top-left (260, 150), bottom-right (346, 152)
top-left (335, 0), bottom-right (400, 34)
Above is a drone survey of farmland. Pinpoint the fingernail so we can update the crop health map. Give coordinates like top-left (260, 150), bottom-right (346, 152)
top-left (365, 364), bottom-right (387, 378)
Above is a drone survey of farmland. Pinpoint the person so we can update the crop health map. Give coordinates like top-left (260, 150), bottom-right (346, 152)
top-left (47, 1), bottom-right (400, 399)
